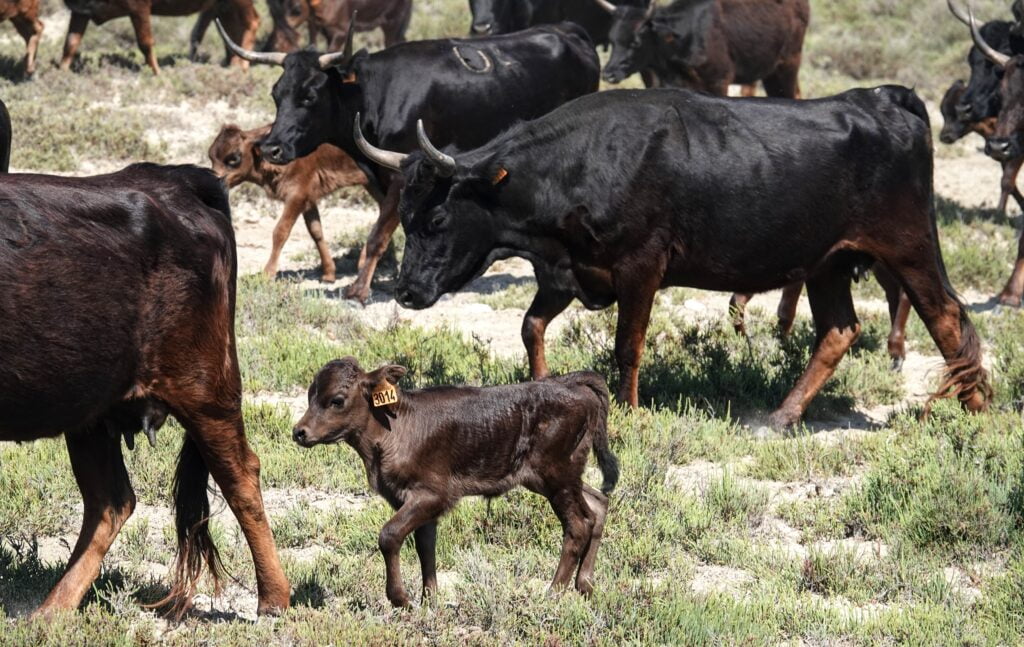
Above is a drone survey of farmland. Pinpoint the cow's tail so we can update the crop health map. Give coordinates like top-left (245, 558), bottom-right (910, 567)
top-left (570, 372), bottom-right (619, 495)
top-left (149, 434), bottom-right (224, 619)
top-left (893, 87), bottom-right (994, 415)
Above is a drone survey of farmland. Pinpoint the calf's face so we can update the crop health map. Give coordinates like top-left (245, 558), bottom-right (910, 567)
top-left (292, 357), bottom-right (407, 447)
top-left (939, 80), bottom-right (972, 144)
top-left (209, 125), bottom-right (265, 187)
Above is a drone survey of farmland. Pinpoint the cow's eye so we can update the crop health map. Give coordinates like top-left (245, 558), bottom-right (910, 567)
top-left (330, 396), bottom-right (344, 408)
top-left (302, 92), bottom-right (316, 107)
top-left (430, 212), bottom-right (448, 232)
top-left (225, 153), bottom-right (242, 168)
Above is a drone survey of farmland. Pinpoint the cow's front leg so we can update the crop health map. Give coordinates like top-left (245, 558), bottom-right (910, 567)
top-left (523, 281), bottom-right (573, 379)
top-left (35, 427), bottom-right (135, 615)
top-left (379, 497), bottom-right (444, 607)
top-left (613, 273), bottom-right (660, 407)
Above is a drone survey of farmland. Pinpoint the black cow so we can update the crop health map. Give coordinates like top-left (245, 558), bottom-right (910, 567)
top-left (359, 87), bottom-right (991, 427)
top-left (0, 163), bottom-right (290, 617)
top-left (468, 0), bottom-right (646, 46)
top-left (1013, 0), bottom-right (1023, 37)
top-left (968, 13), bottom-right (1024, 306)
top-left (598, 0), bottom-right (808, 94)
top-left (216, 20), bottom-right (599, 303)
top-left (947, 0), bottom-right (1024, 217)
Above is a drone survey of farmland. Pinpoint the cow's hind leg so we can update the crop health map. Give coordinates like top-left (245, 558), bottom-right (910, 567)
top-left (129, 8), bottom-right (159, 74)
top-left (345, 182), bottom-right (400, 304)
top-left (728, 292), bottom-right (751, 337)
top-left (60, 12), bottom-right (89, 71)
top-left (523, 280), bottom-right (573, 379)
top-left (11, 13), bottom-right (42, 76)
top-left (885, 259), bottom-right (990, 413)
top-left (873, 264), bottom-right (910, 370)
top-left (574, 484), bottom-right (608, 595)
top-left (189, 10), bottom-right (215, 62)
top-left (35, 427), bottom-right (135, 615)
top-left (776, 281), bottom-right (804, 337)
top-left (763, 55), bottom-right (802, 99)
top-left (768, 269), bottom-right (860, 429)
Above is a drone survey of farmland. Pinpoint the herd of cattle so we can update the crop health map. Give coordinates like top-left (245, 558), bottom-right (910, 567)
top-left (0, 0), bottom-right (1015, 624)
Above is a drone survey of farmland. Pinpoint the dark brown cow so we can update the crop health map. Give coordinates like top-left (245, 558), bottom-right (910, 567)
top-left (264, 0), bottom-right (412, 52)
top-left (209, 123), bottom-right (369, 282)
top-left (60, 0), bottom-right (259, 74)
top-left (292, 359), bottom-right (619, 606)
top-left (0, 163), bottom-right (289, 617)
top-left (0, 0), bottom-right (41, 76)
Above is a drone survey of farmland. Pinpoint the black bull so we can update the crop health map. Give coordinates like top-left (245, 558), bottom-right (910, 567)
top-left (378, 87), bottom-right (991, 427)
top-left (217, 21), bottom-right (599, 303)
top-left (0, 164), bottom-right (289, 617)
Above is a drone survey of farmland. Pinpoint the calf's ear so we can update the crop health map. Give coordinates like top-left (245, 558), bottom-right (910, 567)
top-left (380, 364), bottom-right (407, 385)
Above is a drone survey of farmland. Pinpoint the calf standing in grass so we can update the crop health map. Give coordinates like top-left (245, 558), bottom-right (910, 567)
top-left (292, 358), bottom-right (619, 606)
top-left (209, 123), bottom-right (369, 282)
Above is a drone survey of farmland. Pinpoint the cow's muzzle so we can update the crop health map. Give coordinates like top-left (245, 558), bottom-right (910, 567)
top-left (986, 137), bottom-right (1014, 161)
top-left (602, 69), bottom-right (626, 84)
top-left (472, 23), bottom-right (492, 34)
top-left (259, 142), bottom-right (290, 165)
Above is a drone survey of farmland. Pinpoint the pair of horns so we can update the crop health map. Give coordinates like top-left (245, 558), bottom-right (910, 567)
top-left (353, 115), bottom-right (457, 176)
top-left (949, 0), bottom-right (1011, 67)
top-left (214, 13), bottom-right (355, 69)
top-left (593, 0), bottom-right (657, 19)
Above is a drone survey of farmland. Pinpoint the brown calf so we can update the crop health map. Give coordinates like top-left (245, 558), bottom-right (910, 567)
top-left (209, 123), bottom-right (369, 282)
top-left (0, 0), bottom-right (41, 76)
top-left (293, 359), bottom-right (619, 606)
top-left (60, 0), bottom-right (258, 74)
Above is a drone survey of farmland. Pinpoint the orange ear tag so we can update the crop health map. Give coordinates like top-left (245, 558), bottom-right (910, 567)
top-left (492, 167), bottom-right (508, 185)
top-left (372, 383), bottom-right (398, 407)
top-left (343, 71), bottom-right (358, 83)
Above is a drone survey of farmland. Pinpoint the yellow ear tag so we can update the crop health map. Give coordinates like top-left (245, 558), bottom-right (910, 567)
top-left (343, 71), bottom-right (358, 83)
top-left (492, 167), bottom-right (508, 185)
top-left (372, 383), bottom-right (398, 407)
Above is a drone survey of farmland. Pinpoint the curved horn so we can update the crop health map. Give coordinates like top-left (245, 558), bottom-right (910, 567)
top-left (353, 114), bottom-right (408, 171)
top-left (947, 0), bottom-right (970, 25)
top-left (592, 0), bottom-right (618, 15)
top-left (215, 19), bottom-right (286, 66)
top-left (644, 0), bottom-right (657, 20)
top-left (416, 120), bottom-right (457, 177)
top-left (970, 5), bottom-right (1010, 67)
top-left (319, 10), bottom-right (357, 68)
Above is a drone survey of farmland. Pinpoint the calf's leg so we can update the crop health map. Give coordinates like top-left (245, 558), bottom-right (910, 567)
top-left (35, 428), bottom-right (135, 615)
top-left (546, 487), bottom-right (595, 591)
top-left (574, 484), bottom-right (608, 595)
top-left (11, 13), bottom-right (42, 76)
top-left (414, 521), bottom-right (438, 603)
top-left (379, 497), bottom-right (445, 607)
top-left (264, 198), bottom-right (306, 280)
top-left (996, 156), bottom-right (1024, 215)
top-left (345, 182), bottom-right (400, 303)
top-left (769, 270), bottom-right (860, 429)
top-left (302, 205), bottom-right (336, 283)
top-left (60, 12), bottom-right (90, 71)
top-left (728, 292), bottom-right (751, 337)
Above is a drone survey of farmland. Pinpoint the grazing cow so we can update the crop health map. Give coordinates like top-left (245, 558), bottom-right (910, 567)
top-left (968, 13), bottom-right (1024, 306)
top-left (0, 98), bottom-right (10, 172)
top-left (468, 0), bottom-right (646, 46)
top-left (0, 0), bottom-right (42, 76)
top-left (597, 0), bottom-right (809, 96)
top-left (216, 20), bottom-right (599, 303)
top-left (292, 358), bottom-right (618, 606)
top-left (0, 163), bottom-right (290, 617)
top-left (60, 0), bottom-right (259, 74)
top-left (361, 87), bottom-right (991, 426)
top-left (208, 123), bottom-right (369, 282)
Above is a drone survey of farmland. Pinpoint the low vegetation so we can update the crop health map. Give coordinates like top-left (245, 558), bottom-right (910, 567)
top-left (3, 0), bottom-right (1024, 645)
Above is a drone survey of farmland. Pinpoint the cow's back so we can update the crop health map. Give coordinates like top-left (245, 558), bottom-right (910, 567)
top-left (0, 164), bottom-right (235, 440)
top-left (360, 24), bottom-right (599, 153)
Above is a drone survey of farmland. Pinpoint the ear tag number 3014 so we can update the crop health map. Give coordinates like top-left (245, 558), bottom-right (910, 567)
top-left (372, 384), bottom-right (398, 407)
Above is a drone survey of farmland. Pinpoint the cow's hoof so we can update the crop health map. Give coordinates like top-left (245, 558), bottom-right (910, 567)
top-left (387, 591), bottom-right (411, 608)
top-left (890, 356), bottom-right (904, 372)
top-left (765, 409), bottom-right (799, 431)
top-left (997, 292), bottom-right (1022, 308)
top-left (256, 602), bottom-right (287, 617)
top-left (321, 274), bottom-right (337, 284)
top-left (342, 283), bottom-right (369, 304)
